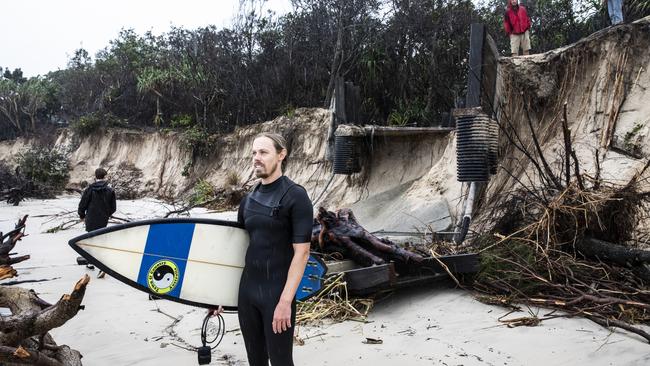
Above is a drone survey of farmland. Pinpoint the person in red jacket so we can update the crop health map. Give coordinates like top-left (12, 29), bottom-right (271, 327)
top-left (503, 0), bottom-right (532, 56)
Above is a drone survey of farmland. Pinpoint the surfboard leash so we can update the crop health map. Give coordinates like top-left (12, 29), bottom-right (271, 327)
top-left (197, 312), bottom-right (226, 364)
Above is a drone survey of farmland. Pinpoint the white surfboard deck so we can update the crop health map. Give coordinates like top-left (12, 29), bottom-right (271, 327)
top-left (69, 218), bottom-right (248, 309)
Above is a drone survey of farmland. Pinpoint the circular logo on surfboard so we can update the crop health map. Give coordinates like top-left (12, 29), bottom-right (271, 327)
top-left (147, 260), bottom-right (179, 294)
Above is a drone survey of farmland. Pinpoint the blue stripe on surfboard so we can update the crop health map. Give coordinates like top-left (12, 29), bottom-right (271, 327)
top-left (136, 223), bottom-right (195, 298)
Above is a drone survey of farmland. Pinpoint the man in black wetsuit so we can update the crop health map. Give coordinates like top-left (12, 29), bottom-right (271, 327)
top-left (230, 132), bottom-right (313, 365)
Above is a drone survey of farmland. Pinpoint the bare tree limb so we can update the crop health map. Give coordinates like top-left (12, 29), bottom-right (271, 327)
top-left (0, 275), bottom-right (90, 346)
top-left (523, 101), bottom-right (563, 190)
top-left (0, 345), bottom-right (61, 366)
top-left (586, 315), bottom-right (650, 343)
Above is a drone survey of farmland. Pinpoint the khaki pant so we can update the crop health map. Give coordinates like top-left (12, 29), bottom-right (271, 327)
top-left (510, 30), bottom-right (531, 55)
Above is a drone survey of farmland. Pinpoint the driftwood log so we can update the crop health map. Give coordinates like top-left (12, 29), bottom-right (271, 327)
top-left (313, 207), bottom-right (424, 267)
top-left (0, 216), bottom-right (89, 366)
top-left (0, 216), bottom-right (30, 269)
top-left (574, 237), bottom-right (650, 281)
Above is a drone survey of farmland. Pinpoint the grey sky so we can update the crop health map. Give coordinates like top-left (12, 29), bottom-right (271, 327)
top-left (1, 0), bottom-right (292, 77)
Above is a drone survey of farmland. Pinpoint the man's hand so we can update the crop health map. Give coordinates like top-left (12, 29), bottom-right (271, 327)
top-left (207, 305), bottom-right (223, 317)
top-left (272, 299), bottom-right (292, 334)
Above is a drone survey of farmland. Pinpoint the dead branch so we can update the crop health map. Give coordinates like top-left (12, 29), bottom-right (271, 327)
top-left (523, 101), bottom-right (563, 190)
top-left (164, 185), bottom-right (248, 218)
top-left (0, 275), bottom-right (90, 346)
top-left (474, 143), bottom-right (650, 342)
top-left (0, 217), bottom-right (86, 365)
top-left (494, 106), bottom-right (555, 197)
top-left (587, 315), bottom-right (650, 343)
top-left (0, 266), bottom-right (17, 281)
top-left (593, 149), bottom-right (602, 190)
top-left (560, 103), bottom-right (572, 187)
top-left (0, 345), bottom-right (65, 366)
top-left (0, 254), bottom-right (30, 266)
top-left (575, 237), bottom-right (650, 267)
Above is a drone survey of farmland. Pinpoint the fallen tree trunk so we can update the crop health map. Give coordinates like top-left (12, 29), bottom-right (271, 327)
top-left (314, 207), bottom-right (425, 267)
top-left (0, 276), bottom-right (90, 346)
top-left (574, 237), bottom-right (650, 267)
top-left (0, 216), bottom-right (88, 365)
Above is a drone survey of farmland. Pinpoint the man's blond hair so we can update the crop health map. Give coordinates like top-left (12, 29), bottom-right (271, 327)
top-left (254, 132), bottom-right (289, 171)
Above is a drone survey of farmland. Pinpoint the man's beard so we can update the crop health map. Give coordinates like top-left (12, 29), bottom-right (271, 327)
top-left (254, 161), bottom-right (278, 179)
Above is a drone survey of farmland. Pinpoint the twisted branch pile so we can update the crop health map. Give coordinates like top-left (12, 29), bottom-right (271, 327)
top-left (474, 103), bottom-right (650, 342)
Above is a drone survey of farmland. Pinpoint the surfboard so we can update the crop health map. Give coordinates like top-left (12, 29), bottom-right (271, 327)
top-left (68, 218), bottom-right (327, 310)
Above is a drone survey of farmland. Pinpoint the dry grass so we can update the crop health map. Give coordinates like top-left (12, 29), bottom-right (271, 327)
top-left (296, 273), bottom-right (373, 325)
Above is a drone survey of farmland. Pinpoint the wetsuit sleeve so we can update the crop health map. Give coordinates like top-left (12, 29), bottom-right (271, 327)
top-left (237, 196), bottom-right (246, 227)
top-left (78, 188), bottom-right (91, 219)
top-left (289, 186), bottom-right (313, 243)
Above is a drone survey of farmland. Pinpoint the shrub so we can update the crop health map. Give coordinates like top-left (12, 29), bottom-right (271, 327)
top-left (281, 104), bottom-right (296, 118)
top-left (108, 162), bottom-right (143, 200)
top-left (71, 111), bottom-right (128, 136)
top-left (181, 161), bottom-right (193, 177)
top-left (71, 113), bottom-right (101, 135)
top-left (181, 126), bottom-right (214, 157)
top-left (225, 170), bottom-right (240, 187)
top-left (388, 100), bottom-right (429, 126)
top-left (171, 114), bottom-right (194, 128)
top-left (188, 179), bottom-right (215, 206)
top-left (0, 162), bottom-right (22, 191)
top-left (15, 146), bottom-right (69, 194)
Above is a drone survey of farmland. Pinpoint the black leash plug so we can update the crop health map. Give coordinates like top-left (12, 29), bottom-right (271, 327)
top-left (197, 345), bottom-right (211, 365)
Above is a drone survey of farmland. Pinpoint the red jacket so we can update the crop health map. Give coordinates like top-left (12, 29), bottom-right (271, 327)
top-left (503, 4), bottom-right (531, 35)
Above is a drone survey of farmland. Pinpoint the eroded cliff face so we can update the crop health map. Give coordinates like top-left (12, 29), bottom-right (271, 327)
top-left (475, 17), bottom-right (650, 232)
top-left (0, 108), bottom-right (459, 232)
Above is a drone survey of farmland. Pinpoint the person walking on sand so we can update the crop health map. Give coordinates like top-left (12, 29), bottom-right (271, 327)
top-left (503, 0), bottom-right (532, 57)
top-left (78, 167), bottom-right (116, 278)
top-left (604, 0), bottom-right (624, 25)
top-left (210, 132), bottom-right (313, 366)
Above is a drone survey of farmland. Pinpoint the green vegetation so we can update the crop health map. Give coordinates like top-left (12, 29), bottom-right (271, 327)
top-left (181, 125), bottom-right (214, 157)
top-left (170, 114), bottom-right (194, 129)
top-left (388, 100), bottom-right (428, 126)
top-left (623, 122), bottom-right (645, 151)
top-left (181, 161), bottom-right (193, 177)
top-left (70, 113), bottom-right (101, 136)
top-left (15, 146), bottom-right (69, 192)
top-left (281, 104), bottom-right (297, 118)
top-left (71, 111), bottom-right (128, 136)
top-left (1, 1), bottom-right (648, 140)
top-left (188, 179), bottom-right (215, 205)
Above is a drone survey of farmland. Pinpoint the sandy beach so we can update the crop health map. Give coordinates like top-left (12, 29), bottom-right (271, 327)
top-left (2, 196), bottom-right (649, 366)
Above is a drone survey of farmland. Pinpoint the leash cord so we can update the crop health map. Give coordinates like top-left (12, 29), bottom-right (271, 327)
top-left (201, 313), bottom-right (226, 350)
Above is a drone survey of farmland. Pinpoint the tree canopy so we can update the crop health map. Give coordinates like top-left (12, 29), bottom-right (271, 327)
top-left (1, 0), bottom-right (647, 140)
